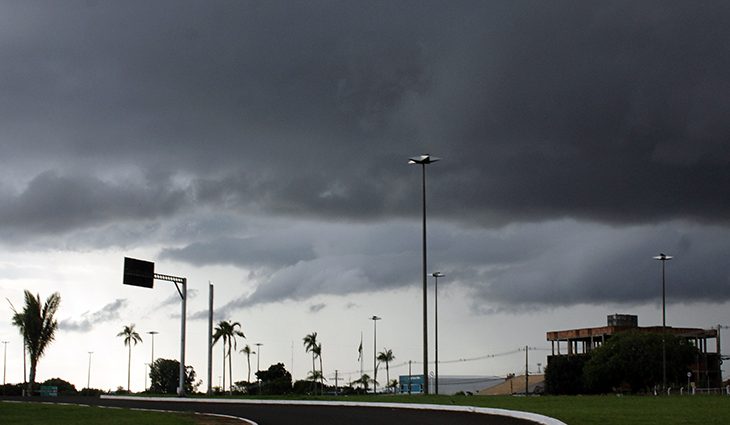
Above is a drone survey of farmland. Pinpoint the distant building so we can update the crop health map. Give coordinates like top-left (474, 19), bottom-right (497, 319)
top-left (546, 314), bottom-right (722, 388)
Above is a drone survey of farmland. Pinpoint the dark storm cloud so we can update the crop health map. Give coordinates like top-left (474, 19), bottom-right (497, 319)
top-left (59, 298), bottom-right (127, 332)
top-left (159, 236), bottom-right (316, 269)
top-left (4, 1), bottom-right (730, 232)
top-left (189, 220), bottom-right (730, 319)
top-left (0, 171), bottom-right (188, 237)
top-left (309, 303), bottom-right (326, 313)
top-left (4, 1), bottom-right (730, 313)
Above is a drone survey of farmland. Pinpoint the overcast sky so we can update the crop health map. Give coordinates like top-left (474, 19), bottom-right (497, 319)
top-left (1, 1), bottom-right (729, 392)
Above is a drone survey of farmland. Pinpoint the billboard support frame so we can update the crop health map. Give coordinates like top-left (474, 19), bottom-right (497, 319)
top-left (123, 258), bottom-right (187, 397)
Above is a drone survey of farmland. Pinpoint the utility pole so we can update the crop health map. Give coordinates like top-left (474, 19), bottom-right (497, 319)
top-left (333, 370), bottom-right (341, 396)
top-left (524, 345), bottom-right (529, 396)
top-left (408, 360), bottom-right (412, 395)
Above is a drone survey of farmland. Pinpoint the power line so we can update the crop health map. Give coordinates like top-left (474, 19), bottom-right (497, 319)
top-left (341, 346), bottom-right (551, 375)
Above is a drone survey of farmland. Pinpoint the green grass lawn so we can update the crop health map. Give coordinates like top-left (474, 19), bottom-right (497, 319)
top-left (335, 394), bottom-right (730, 425)
top-left (201, 393), bottom-right (729, 425)
top-left (0, 401), bottom-right (198, 425)
top-left (6, 394), bottom-right (729, 425)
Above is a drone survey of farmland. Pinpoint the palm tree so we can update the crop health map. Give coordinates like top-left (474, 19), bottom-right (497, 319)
top-left (352, 373), bottom-right (374, 393)
top-left (117, 324), bottom-right (142, 392)
top-left (213, 320), bottom-right (245, 394)
top-left (302, 332), bottom-right (318, 392)
top-left (312, 342), bottom-right (324, 394)
top-left (9, 290), bottom-right (61, 396)
top-left (240, 344), bottom-right (254, 383)
top-left (377, 348), bottom-right (395, 393)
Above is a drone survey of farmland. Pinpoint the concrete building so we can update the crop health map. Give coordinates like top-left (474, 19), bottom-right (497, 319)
top-left (546, 314), bottom-right (723, 388)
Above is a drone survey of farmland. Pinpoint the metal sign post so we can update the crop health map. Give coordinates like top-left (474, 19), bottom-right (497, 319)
top-left (123, 257), bottom-right (187, 396)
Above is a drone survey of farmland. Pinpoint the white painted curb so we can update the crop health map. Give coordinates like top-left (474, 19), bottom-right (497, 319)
top-left (101, 395), bottom-right (567, 425)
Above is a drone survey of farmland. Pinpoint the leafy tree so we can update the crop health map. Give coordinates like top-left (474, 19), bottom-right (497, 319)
top-left (213, 320), bottom-right (245, 394)
top-left (0, 383), bottom-right (25, 396)
top-left (377, 348), bottom-right (395, 393)
top-left (240, 344), bottom-right (254, 383)
top-left (582, 331), bottom-right (699, 393)
top-left (41, 378), bottom-right (77, 395)
top-left (544, 355), bottom-right (590, 395)
top-left (117, 324), bottom-right (142, 392)
top-left (352, 373), bottom-right (374, 393)
top-left (149, 358), bottom-right (199, 394)
top-left (9, 290), bottom-right (61, 395)
top-left (255, 363), bottom-right (292, 395)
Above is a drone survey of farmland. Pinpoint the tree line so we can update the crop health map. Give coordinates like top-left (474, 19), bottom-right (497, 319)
top-left (6, 290), bottom-right (399, 396)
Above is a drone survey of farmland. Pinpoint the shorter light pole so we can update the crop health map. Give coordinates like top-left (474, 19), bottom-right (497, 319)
top-left (3, 341), bottom-right (9, 385)
top-left (87, 351), bottom-right (93, 389)
top-left (370, 315), bottom-right (381, 394)
top-left (147, 331), bottom-right (159, 364)
top-left (255, 343), bottom-right (263, 372)
top-left (147, 331), bottom-right (158, 392)
top-left (432, 272), bottom-right (444, 395)
top-left (255, 343), bottom-right (263, 389)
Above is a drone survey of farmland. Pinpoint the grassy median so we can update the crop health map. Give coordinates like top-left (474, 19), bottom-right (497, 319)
top-left (325, 394), bottom-right (730, 425)
top-left (207, 393), bottom-right (730, 425)
top-left (0, 401), bottom-right (199, 425)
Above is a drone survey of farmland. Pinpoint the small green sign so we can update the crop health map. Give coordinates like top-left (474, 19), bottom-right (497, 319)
top-left (40, 386), bottom-right (58, 397)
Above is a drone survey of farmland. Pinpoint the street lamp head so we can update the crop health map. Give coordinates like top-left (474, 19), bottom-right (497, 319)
top-left (370, 315), bottom-right (382, 321)
top-left (147, 331), bottom-right (159, 335)
top-left (432, 272), bottom-right (444, 278)
top-left (653, 253), bottom-right (673, 261)
top-left (408, 154), bottom-right (441, 165)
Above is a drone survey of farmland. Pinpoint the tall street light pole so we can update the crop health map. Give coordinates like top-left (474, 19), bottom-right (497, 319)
top-left (653, 253), bottom-right (672, 392)
top-left (432, 272), bottom-right (444, 395)
top-left (87, 351), bottom-right (93, 389)
top-left (370, 315), bottom-right (381, 393)
top-left (409, 154), bottom-right (439, 394)
top-left (3, 341), bottom-right (8, 385)
top-left (207, 282), bottom-right (214, 395)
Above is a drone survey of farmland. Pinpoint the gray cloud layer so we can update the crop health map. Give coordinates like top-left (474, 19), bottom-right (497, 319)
top-left (59, 298), bottom-right (128, 332)
top-left (191, 220), bottom-right (730, 319)
top-left (2, 2), bottom-right (730, 232)
top-left (3, 2), bottom-right (730, 313)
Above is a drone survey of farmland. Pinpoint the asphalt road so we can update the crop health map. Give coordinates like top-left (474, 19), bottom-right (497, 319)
top-left (1, 396), bottom-right (545, 425)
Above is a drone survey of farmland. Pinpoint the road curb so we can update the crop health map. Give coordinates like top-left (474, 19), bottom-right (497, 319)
top-left (101, 395), bottom-right (567, 425)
